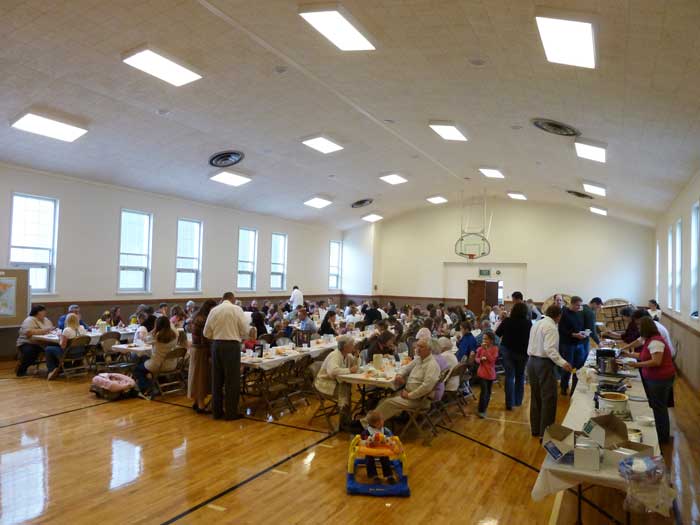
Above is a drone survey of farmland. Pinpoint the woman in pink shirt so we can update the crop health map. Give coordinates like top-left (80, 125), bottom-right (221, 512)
top-left (476, 331), bottom-right (499, 418)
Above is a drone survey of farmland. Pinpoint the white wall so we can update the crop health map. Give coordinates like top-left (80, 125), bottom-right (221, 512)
top-left (655, 170), bottom-right (700, 322)
top-left (0, 162), bottom-right (341, 301)
top-left (341, 224), bottom-right (375, 296)
top-left (373, 198), bottom-right (655, 303)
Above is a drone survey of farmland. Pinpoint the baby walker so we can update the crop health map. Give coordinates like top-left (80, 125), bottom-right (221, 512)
top-left (346, 433), bottom-right (410, 497)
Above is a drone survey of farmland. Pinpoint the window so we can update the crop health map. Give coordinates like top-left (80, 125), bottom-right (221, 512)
top-left (175, 219), bottom-right (202, 291)
top-left (329, 240), bottom-right (342, 289)
top-left (237, 228), bottom-right (257, 290)
top-left (655, 241), bottom-right (660, 302)
top-left (692, 204), bottom-right (699, 318)
top-left (118, 210), bottom-right (152, 292)
top-left (270, 233), bottom-right (287, 290)
top-left (10, 194), bottom-right (58, 293)
top-left (667, 226), bottom-right (673, 309)
top-left (675, 219), bottom-right (682, 312)
top-left (497, 280), bottom-right (504, 304)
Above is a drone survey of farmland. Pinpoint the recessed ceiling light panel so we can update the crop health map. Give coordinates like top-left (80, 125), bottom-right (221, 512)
top-left (379, 174), bottom-right (407, 185)
top-left (428, 121), bottom-right (468, 141)
top-left (582, 181), bottom-right (606, 197)
top-left (590, 206), bottom-right (607, 216)
top-left (302, 135), bottom-right (344, 154)
top-left (299, 4), bottom-right (375, 51)
top-left (479, 168), bottom-right (505, 179)
top-left (11, 112), bottom-right (87, 142)
top-left (210, 171), bottom-right (251, 187)
top-left (426, 196), bottom-right (448, 204)
top-left (304, 197), bottom-right (333, 209)
top-left (575, 138), bottom-right (607, 163)
top-left (535, 9), bottom-right (596, 69)
top-left (507, 192), bottom-right (527, 201)
top-left (122, 47), bottom-right (201, 86)
top-left (362, 213), bottom-right (383, 223)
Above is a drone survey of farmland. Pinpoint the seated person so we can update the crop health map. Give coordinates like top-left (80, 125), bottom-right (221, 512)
top-left (475, 320), bottom-right (500, 347)
top-left (169, 306), bottom-right (186, 329)
top-left (360, 410), bottom-right (396, 484)
top-left (281, 319), bottom-right (294, 339)
top-left (455, 321), bottom-right (477, 362)
top-left (367, 331), bottom-right (396, 361)
top-left (16, 304), bottom-right (54, 377)
top-left (58, 304), bottom-right (89, 331)
top-left (243, 327), bottom-right (258, 351)
top-left (369, 339), bottom-right (440, 424)
top-left (314, 336), bottom-right (358, 429)
top-left (155, 303), bottom-right (170, 318)
top-left (110, 306), bottom-right (125, 327)
top-left (438, 336), bottom-right (459, 392)
top-left (297, 309), bottom-right (317, 332)
top-left (46, 313), bottom-right (87, 380)
top-left (345, 306), bottom-right (364, 325)
top-left (133, 316), bottom-right (178, 396)
top-left (133, 312), bottom-right (155, 344)
top-left (96, 310), bottom-right (112, 326)
top-left (318, 310), bottom-right (338, 336)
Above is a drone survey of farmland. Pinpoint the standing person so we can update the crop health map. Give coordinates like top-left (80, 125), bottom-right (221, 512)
top-left (511, 291), bottom-right (524, 304)
top-left (496, 302), bottom-right (532, 410)
top-left (289, 285), bottom-right (304, 310)
top-left (526, 305), bottom-right (572, 437)
top-left (476, 331), bottom-right (499, 418)
top-left (582, 297), bottom-right (603, 355)
top-left (558, 296), bottom-right (588, 395)
top-left (204, 292), bottom-right (249, 420)
top-left (620, 318), bottom-right (675, 444)
top-left (553, 294), bottom-right (565, 308)
top-left (16, 305), bottom-right (54, 376)
top-left (188, 299), bottom-right (217, 414)
top-left (647, 300), bottom-right (662, 321)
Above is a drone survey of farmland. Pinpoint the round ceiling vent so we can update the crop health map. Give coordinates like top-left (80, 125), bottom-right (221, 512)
top-left (351, 198), bottom-right (373, 209)
top-left (566, 190), bottom-right (594, 200)
top-left (209, 150), bottom-right (244, 168)
top-left (531, 118), bottom-right (580, 137)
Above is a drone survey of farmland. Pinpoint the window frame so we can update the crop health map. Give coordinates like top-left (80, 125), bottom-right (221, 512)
top-left (117, 208), bottom-right (153, 293)
top-left (9, 193), bottom-right (59, 294)
top-left (675, 219), bottom-right (682, 312)
top-left (655, 241), bottom-right (660, 304)
top-left (667, 226), bottom-right (673, 309)
top-left (328, 240), bottom-right (342, 290)
top-left (691, 203), bottom-right (699, 319)
top-left (269, 232), bottom-right (287, 291)
top-left (174, 218), bottom-right (203, 293)
top-left (236, 227), bottom-right (258, 292)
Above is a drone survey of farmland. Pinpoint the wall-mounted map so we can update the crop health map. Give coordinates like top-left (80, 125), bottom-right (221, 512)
top-left (0, 277), bottom-right (17, 317)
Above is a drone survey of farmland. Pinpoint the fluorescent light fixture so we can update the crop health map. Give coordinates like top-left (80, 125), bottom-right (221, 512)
top-left (575, 138), bottom-right (607, 163)
top-left (429, 121), bottom-right (468, 141)
top-left (582, 181), bottom-right (606, 197)
top-left (379, 174), bottom-right (407, 185)
top-left (11, 113), bottom-right (87, 142)
top-left (304, 197), bottom-right (333, 209)
top-left (302, 136), bottom-right (344, 154)
top-left (362, 213), bottom-right (383, 223)
top-left (479, 168), bottom-right (505, 179)
top-left (535, 10), bottom-right (596, 69)
top-left (507, 192), bottom-right (527, 201)
top-left (122, 47), bottom-right (201, 86)
top-left (590, 206), bottom-right (607, 216)
top-left (298, 4), bottom-right (374, 51)
top-left (426, 196), bottom-right (448, 204)
top-left (210, 171), bottom-right (251, 187)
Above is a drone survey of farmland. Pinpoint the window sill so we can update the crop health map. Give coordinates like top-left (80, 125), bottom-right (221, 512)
top-left (31, 292), bottom-right (58, 297)
top-left (116, 291), bottom-right (152, 296)
top-left (173, 291), bottom-right (202, 295)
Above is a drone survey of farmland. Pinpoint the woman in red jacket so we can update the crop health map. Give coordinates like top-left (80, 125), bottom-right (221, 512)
top-left (620, 317), bottom-right (675, 444)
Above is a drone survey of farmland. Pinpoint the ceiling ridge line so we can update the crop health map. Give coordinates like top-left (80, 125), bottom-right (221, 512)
top-left (196, 0), bottom-right (463, 181)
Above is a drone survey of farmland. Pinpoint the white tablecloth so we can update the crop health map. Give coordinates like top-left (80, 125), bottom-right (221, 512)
top-left (337, 373), bottom-right (398, 390)
top-left (531, 359), bottom-right (659, 501)
top-left (111, 343), bottom-right (152, 355)
top-left (33, 329), bottom-right (135, 346)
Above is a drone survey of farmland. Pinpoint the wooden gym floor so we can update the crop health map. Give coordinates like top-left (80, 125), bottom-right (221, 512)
top-left (0, 362), bottom-right (697, 525)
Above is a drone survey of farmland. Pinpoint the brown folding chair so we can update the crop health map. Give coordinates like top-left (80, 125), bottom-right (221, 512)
top-left (441, 363), bottom-right (470, 417)
top-left (92, 332), bottom-right (121, 372)
top-left (154, 346), bottom-right (188, 395)
top-left (308, 363), bottom-right (340, 432)
top-left (293, 329), bottom-right (314, 347)
top-left (286, 354), bottom-right (313, 407)
top-left (400, 367), bottom-right (451, 443)
top-left (60, 336), bottom-right (92, 378)
top-left (259, 361), bottom-right (296, 418)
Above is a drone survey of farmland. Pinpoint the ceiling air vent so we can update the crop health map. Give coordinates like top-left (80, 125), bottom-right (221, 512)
top-left (566, 190), bottom-right (594, 200)
top-left (351, 198), bottom-right (373, 208)
top-left (209, 150), bottom-right (244, 168)
top-left (531, 118), bottom-right (580, 137)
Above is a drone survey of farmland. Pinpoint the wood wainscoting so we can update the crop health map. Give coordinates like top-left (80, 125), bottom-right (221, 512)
top-left (662, 314), bottom-right (700, 390)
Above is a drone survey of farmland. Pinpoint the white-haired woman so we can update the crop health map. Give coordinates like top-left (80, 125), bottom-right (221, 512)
top-left (315, 336), bottom-right (358, 428)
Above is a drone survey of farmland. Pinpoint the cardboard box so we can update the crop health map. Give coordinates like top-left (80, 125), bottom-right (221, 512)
top-left (573, 435), bottom-right (602, 471)
top-left (582, 414), bottom-right (628, 448)
top-left (543, 424), bottom-right (581, 463)
top-left (603, 441), bottom-right (654, 465)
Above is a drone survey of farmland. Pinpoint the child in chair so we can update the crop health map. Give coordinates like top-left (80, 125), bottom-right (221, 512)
top-left (360, 410), bottom-right (396, 484)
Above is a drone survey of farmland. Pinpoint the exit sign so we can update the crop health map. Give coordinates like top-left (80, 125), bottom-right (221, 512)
top-left (479, 269), bottom-right (491, 277)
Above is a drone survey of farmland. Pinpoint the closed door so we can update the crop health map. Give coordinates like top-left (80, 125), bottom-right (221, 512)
top-left (485, 281), bottom-right (499, 307)
top-left (467, 280), bottom-right (485, 314)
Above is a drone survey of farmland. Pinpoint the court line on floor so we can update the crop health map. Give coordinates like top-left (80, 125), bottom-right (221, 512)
top-left (151, 398), bottom-right (330, 434)
top-left (160, 432), bottom-right (335, 525)
top-left (0, 401), bottom-right (111, 430)
top-left (439, 426), bottom-right (622, 525)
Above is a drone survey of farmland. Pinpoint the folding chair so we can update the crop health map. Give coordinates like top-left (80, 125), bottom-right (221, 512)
top-left (308, 362), bottom-right (340, 432)
top-left (293, 330), bottom-right (314, 347)
top-left (60, 336), bottom-right (92, 378)
top-left (260, 361), bottom-right (296, 418)
top-left (442, 363), bottom-right (469, 417)
top-left (399, 396), bottom-right (436, 444)
top-left (286, 354), bottom-right (313, 407)
top-left (276, 337), bottom-right (291, 347)
top-left (91, 332), bottom-right (121, 372)
top-left (424, 367), bottom-right (452, 429)
top-left (154, 346), bottom-right (187, 395)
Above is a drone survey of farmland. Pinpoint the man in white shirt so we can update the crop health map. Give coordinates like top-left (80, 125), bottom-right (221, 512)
top-left (204, 292), bottom-right (249, 420)
top-left (370, 339), bottom-right (440, 424)
top-left (526, 305), bottom-right (572, 437)
top-left (289, 286), bottom-right (304, 310)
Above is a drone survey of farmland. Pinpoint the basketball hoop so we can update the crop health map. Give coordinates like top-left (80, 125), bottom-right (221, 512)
top-left (467, 254), bottom-right (475, 260)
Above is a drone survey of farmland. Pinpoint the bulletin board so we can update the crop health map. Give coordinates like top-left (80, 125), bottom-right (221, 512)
top-left (0, 268), bottom-right (30, 328)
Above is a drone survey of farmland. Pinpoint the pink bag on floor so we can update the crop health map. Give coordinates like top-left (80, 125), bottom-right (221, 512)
top-left (90, 373), bottom-right (136, 400)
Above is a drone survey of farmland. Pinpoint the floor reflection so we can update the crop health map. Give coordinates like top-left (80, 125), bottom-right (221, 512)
top-left (110, 439), bottom-right (142, 490)
top-left (0, 433), bottom-right (46, 525)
